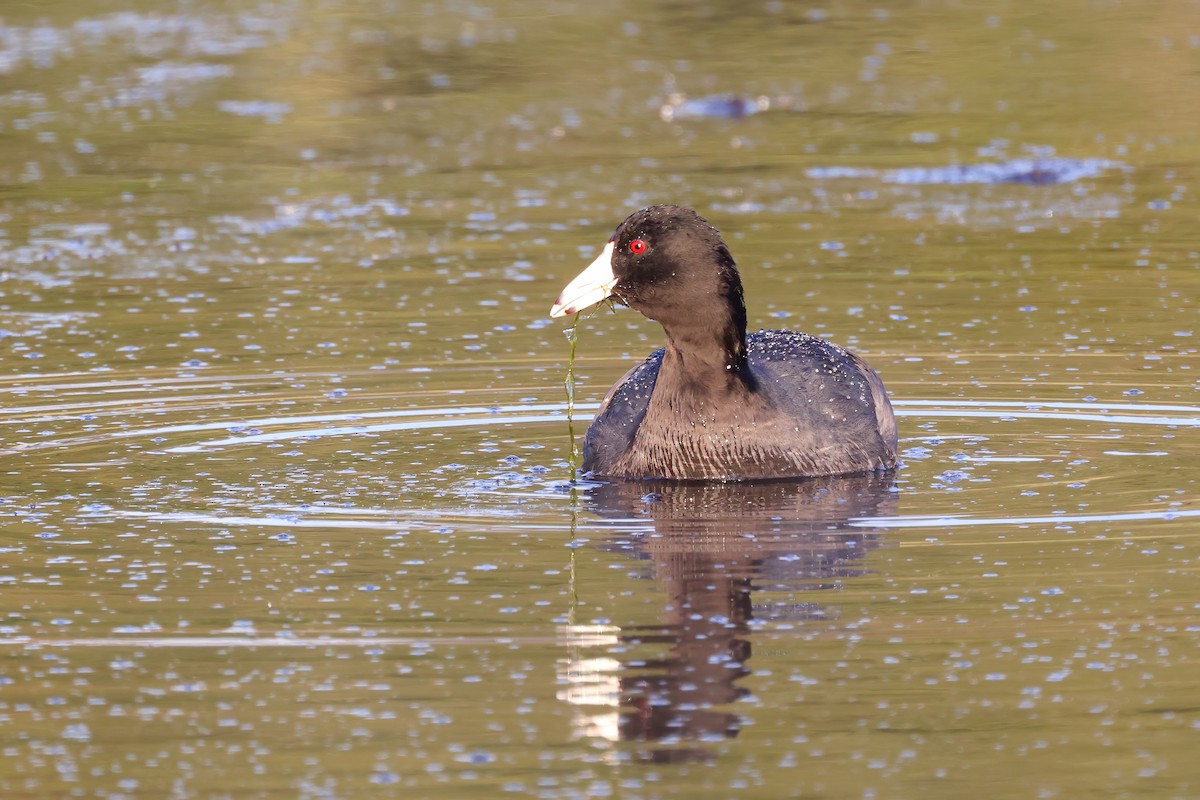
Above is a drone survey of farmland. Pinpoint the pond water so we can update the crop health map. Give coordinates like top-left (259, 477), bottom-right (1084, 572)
top-left (2, 1), bottom-right (1198, 797)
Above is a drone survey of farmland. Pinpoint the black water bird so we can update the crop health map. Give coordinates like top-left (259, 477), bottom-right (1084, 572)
top-left (551, 205), bottom-right (897, 481)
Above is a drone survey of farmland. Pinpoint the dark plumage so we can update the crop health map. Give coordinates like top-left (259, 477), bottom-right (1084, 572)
top-left (550, 205), bottom-right (898, 481)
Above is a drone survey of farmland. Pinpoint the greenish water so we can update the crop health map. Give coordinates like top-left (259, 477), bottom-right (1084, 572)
top-left (2, 1), bottom-right (1198, 798)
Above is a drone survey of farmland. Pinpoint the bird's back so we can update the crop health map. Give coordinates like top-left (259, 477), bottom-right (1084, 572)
top-left (582, 330), bottom-right (896, 480)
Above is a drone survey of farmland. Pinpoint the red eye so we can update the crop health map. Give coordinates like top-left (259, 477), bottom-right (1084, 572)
top-left (629, 239), bottom-right (648, 255)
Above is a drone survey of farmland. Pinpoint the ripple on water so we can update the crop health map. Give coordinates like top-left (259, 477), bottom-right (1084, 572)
top-left (3, 375), bottom-right (1194, 540)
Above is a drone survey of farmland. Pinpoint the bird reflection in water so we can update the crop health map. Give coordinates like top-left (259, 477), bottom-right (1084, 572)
top-left (557, 472), bottom-right (896, 763)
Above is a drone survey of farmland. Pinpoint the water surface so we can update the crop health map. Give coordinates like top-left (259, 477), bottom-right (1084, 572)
top-left (2, 1), bottom-right (1198, 797)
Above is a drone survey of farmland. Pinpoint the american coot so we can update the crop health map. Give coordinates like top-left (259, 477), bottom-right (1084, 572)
top-left (550, 205), bottom-right (898, 481)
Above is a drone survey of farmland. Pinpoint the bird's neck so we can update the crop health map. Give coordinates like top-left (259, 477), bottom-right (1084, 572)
top-left (665, 323), bottom-right (744, 367)
top-left (657, 252), bottom-right (749, 380)
top-left (660, 316), bottom-right (751, 394)
top-left (647, 243), bottom-right (752, 397)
